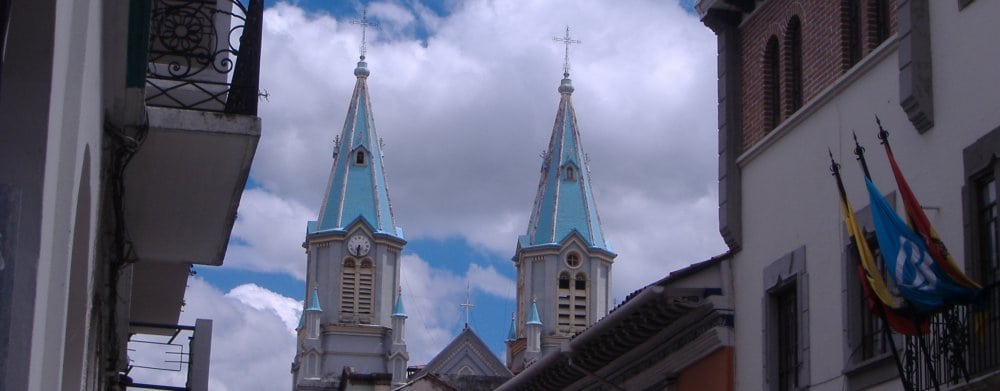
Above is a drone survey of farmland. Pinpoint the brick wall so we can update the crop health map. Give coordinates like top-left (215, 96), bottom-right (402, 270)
top-left (739, 0), bottom-right (897, 151)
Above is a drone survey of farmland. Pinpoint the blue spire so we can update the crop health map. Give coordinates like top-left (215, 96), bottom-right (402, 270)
top-left (523, 73), bottom-right (609, 251)
top-left (311, 59), bottom-right (400, 238)
top-left (297, 312), bottom-right (304, 330)
top-left (392, 292), bottom-right (406, 317)
top-left (506, 313), bottom-right (517, 340)
top-left (306, 288), bottom-right (322, 312)
top-left (527, 300), bottom-right (542, 326)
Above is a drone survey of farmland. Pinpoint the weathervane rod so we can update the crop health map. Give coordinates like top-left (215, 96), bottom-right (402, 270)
top-left (553, 25), bottom-right (582, 76)
top-left (351, 7), bottom-right (378, 59)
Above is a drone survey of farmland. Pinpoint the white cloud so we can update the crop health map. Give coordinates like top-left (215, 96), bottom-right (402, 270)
top-left (226, 188), bottom-right (314, 279)
top-left (216, 0), bottom-right (728, 380)
top-left (227, 283), bottom-right (303, 332)
top-left (246, 1), bottom-right (726, 299)
top-left (399, 253), bottom-right (465, 363)
top-left (467, 263), bottom-right (515, 300)
top-left (127, 279), bottom-right (298, 391)
top-left (399, 254), bottom-right (516, 363)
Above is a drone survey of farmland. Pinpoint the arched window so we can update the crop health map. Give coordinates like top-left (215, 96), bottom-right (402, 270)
top-left (869, 0), bottom-right (890, 49)
top-left (764, 36), bottom-right (781, 131)
top-left (358, 259), bottom-right (374, 318)
top-left (564, 165), bottom-right (576, 181)
top-left (557, 272), bottom-right (571, 332)
top-left (557, 271), bottom-right (588, 333)
top-left (341, 259), bottom-right (357, 317)
top-left (355, 150), bottom-right (366, 165)
top-left (573, 273), bottom-right (588, 329)
top-left (340, 258), bottom-right (375, 323)
top-left (784, 16), bottom-right (803, 115)
top-left (306, 351), bottom-right (321, 379)
top-left (844, 0), bottom-right (862, 68)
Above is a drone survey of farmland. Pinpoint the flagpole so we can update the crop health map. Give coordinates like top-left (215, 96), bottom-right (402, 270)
top-left (830, 150), bottom-right (912, 391)
top-left (851, 140), bottom-right (940, 390)
top-left (851, 139), bottom-right (940, 390)
top-left (852, 132), bottom-right (873, 179)
top-left (877, 116), bottom-right (975, 386)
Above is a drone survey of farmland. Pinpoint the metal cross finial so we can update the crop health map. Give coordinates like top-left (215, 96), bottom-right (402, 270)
top-left (460, 282), bottom-right (475, 326)
top-left (553, 25), bottom-right (582, 77)
top-left (351, 7), bottom-right (378, 59)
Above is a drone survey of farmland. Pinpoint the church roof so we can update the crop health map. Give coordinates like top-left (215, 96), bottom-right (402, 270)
top-left (506, 314), bottom-right (517, 340)
top-left (306, 288), bottom-right (322, 312)
top-left (393, 292), bottom-right (406, 317)
top-left (523, 73), bottom-right (610, 251)
top-left (526, 301), bottom-right (542, 326)
top-left (311, 58), bottom-right (401, 239)
top-left (414, 326), bottom-right (513, 379)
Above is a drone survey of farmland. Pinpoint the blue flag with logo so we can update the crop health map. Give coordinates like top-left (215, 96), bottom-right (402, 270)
top-left (865, 178), bottom-right (979, 312)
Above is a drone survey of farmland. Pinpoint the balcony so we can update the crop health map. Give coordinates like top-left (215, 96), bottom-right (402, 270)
top-left (125, 0), bottom-right (262, 267)
top-left (122, 0), bottom-right (262, 327)
top-left (125, 320), bottom-right (213, 391)
top-left (903, 287), bottom-right (1000, 390)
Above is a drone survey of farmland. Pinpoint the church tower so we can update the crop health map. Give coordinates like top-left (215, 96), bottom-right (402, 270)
top-left (291, 49), bottom-right (408, 389)
top-left (507, 28), bottom-right (616, 372)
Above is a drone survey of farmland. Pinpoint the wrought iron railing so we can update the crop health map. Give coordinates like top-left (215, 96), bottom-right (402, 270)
top-left (902, 287), bottom-right (1000, 390)
top-left (145, 0), bottom-right (262, 115)
top-left (124, 320), bottom-right (213, 391)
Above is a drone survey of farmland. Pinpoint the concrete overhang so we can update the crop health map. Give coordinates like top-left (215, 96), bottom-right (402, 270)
top-left (129, 261), bottom-right (190, 329)
top-left (124, 106), bottom-right (259, 265)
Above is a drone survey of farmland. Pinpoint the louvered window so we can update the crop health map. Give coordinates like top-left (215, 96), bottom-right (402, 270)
top-left (341, 259), bottom-right (357, 317)
top-left (573, 274), bottom-right (588, 329)
top-left (557, 272), bottom-right (588, 334)
top-left (358, 260), bottom-right (374, 318)
top-left (340, 258), bottom-right (375, 323)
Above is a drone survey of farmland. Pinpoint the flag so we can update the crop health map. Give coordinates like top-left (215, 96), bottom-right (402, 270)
top-left (834, 164), bottom-right (901, 309)
top-left (882, 142), bottom-right (982, 290)
top-left (856, 266), bottom-right (929, 336)
top-left (831, 152), bottom-right (926, 334)
top-left (866, 177), bottom-right (980, 312)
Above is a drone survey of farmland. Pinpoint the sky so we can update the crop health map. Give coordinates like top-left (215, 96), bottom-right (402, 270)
top-left (129, 0), bottom-right (725, 389)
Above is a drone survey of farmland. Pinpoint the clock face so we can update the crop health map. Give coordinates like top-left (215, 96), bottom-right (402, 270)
top-left (348, 234), bottom-right (371, 256)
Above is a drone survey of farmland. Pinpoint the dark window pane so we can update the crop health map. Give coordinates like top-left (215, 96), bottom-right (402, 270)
top-left (776, 286), bottom-right (798, 391)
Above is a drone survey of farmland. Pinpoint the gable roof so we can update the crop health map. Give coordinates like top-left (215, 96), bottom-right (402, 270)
top-left (416, 326), bottom-right (513, 379)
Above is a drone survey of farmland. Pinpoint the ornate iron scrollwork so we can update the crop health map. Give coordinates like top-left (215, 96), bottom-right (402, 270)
top-left (145, 0), bottom-right (262, 114)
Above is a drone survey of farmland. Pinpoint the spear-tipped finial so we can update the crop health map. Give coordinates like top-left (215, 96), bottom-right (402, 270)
top-left (553, 26), bottom-right (582, 78)
top-left (875, 115), bottom-right (890, 145)
top-left (852, 131), bottom-right (872, 179)
top-left (828, 148), bottom-right (841, 176)
top-left (852, 131), bottom-right (864, 157)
